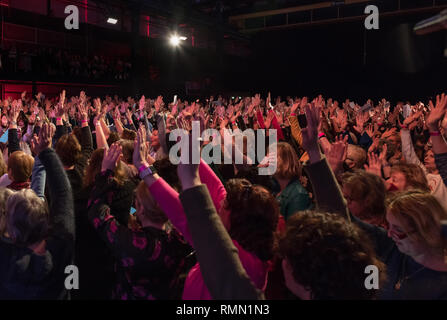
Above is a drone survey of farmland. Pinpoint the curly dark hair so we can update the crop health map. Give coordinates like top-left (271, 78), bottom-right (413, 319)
top-left (122, 128), bottom-right (136, 141)
top-left (279, 211), bottom-right (386, 300)
top-left (107, 131), bottom-right (121, 146)
top-left (225, 178), bottom-right (279, 261)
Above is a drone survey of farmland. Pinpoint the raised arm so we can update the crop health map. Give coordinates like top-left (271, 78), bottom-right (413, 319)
top-left (300, 102), bottom-right (350, 218)
top-left (133, 127), bottom-right (193, 244)
top-left (76, 102), bottom-right (94, 172)
top-left (8, 100), bottom-right (21, 154)
top-left (30, 155), bottom-right (46, 201)
top-left (177, 134), bottom-right (263, 300)
top-left (87, 144), bottom-right (161, 259)
top-left (301, 102), bottom-right (393, 257)
top-left (428, 94), bottom-right (447, 186)
top-left (93, 109), bottom-right (109, 151)
top-left (33, 123), bottom-right (74, 240)
top-left (400, 128), bottom-right (426, 173)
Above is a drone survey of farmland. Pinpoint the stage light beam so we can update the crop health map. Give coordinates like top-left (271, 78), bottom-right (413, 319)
top-left (170, 35), bottom-right (187, 46)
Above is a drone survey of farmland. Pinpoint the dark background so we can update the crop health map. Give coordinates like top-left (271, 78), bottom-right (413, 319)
top-left (0, 0), bottom-right (446, 103)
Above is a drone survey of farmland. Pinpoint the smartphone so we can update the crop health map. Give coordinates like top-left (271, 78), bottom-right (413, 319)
top-left (173, 95), bottom-right (178, 105)
top-left (298, 114), bottom-right (307, 128)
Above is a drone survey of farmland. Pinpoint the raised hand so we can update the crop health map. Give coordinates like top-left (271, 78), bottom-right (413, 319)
top-left (9, 100), bottom-right (21, 123)
top-left (101, 143), bottom-right (122, 172)
top-left (327, 135), bottom-right (348, 174)
top-left (364, 152), bottom-right (382, 178)
top-left (31, 122), bottom-right (56, 155)
top-left (427, 93), bottom-right (447, 131)
top-left (126, 109), bottom-right (133, 123)
top-left (290, 99), bottom-right (300, 114)
top-left (60, 90), bottom-right (66, 107)
top-left (365, 124), bottom-right (374, 138)
top-left (78, 101), bottom-right (89, 122)
top-left (93, 98), bottom-right (102, 115)
top-left (381, 127), bottom-right (397, 140)
top-left (230, 110), bottom-right (241, 124)
top-left (177, 133), bottom-right (201, 191)
top-left (354, 112), bottom-right (367, 133)
top-left (301, 102), bottom-right (322, 162)
top-left (139, 95), bottom-right (146, 111)
top-left (133, 126), bottom-right (154, 169)
top-left (154, 95), bottom-right (163, 112)
top-left (80, 91), bottom-right (87, 106)
top-left (252, 94), bottom-right (261, 108)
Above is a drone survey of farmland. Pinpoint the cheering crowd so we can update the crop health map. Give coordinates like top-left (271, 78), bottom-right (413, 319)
top-left (0, 90), bottom-right (446, 300)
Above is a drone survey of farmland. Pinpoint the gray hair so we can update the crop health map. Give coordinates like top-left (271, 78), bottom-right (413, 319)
top-left (6, 189), bottom-right (49, 246)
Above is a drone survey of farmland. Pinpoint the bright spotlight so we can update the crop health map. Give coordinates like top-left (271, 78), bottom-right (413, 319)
top-left (170, 35), bottom-right (187, 46)
top-left (170, 35), bottom-right (181, 46)
top-left (107, 18), bottom-right (118, 24)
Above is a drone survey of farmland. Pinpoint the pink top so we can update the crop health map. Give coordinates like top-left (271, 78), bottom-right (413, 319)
top-left (149, 159), bottom-right (269, 300)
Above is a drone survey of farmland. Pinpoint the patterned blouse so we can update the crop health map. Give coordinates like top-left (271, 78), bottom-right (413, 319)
top-left (87, 170), bottom-right (193, 300)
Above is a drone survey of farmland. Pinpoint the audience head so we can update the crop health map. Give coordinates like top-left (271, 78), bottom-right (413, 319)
top-left (274, 142), bottom-right (302, 181)
top-left (224, 179), bottom-right (279, 261)
top-left (342, 170), bottom-right (386, 227)
top-left (387, 190), bottom-right (447, 259)
top-left (345, 144), bottom-right (367, 170)
top-left (55, 134), bottom-right (81, 168)
top-left (8, 151), bottom-right (34, 183)
top-left (6, 189), bottom-right (49, 246)
top-left (388, 163), bottom-right (430, 192)
top-left (279, 211), bottom-right (386, 300)
top-left (84, 148), bottom-right (126, 187)
top-left (122, 128), bottom-right (136, 141)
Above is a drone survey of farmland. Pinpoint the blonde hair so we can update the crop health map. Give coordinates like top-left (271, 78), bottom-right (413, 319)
top-left (388, 190), bottom-right (447, 256)
top-left (275, 142), bottom-right (302, 180)
top-left (135, 181), bottom-right (167, 224)
top-left (347, 144), bottom-right (367, 169)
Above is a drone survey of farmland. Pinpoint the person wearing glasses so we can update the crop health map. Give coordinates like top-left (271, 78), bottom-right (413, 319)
top-left (301, 101), bottom-right (447, 300)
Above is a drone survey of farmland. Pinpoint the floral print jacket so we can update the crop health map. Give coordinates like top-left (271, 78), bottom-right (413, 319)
top-left (87, 170), bottom-right (193, 300)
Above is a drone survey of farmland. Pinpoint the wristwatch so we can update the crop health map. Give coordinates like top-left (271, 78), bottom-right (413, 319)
top-left (139, 165), bottom-right (157, 180)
